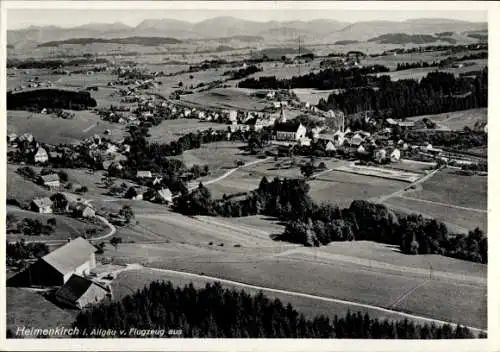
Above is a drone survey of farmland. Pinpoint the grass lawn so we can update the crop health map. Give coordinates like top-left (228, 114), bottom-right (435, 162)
top-left (406, 168), bottom-right (487, 210)
top-left (148, 118), bottom-right (224, 144)
top-left (6, 287), bottom-right (78, 337)
top-left (7, 110), bottom-right (127, 145)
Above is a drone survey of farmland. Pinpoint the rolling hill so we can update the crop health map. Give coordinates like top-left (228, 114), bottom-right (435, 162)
top-left (7, 17), bottom-right (487, 46)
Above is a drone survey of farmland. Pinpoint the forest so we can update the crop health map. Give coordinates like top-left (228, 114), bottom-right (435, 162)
top-left (238, 65), bottom-right (389, 90)
top-left (174, 178), bottom-right (487, 264)
top-left (317, 69), bottom-right (488, 118)
top-left (72, 281), bottom-right (480, 338)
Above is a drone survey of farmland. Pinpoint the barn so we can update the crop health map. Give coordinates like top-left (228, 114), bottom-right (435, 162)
top-left (55, 274), bottom-right (110, 309)
top-left (7, 237), bottom-right (97, 287)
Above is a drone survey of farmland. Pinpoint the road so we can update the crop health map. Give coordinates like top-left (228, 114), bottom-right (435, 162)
top-left (185, 157), bottom-right (272, 193)
top-left (116, 264), bottom-right (487, 334)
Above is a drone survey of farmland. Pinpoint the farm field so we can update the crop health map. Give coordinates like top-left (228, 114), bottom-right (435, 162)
top-left (7, 110), bottom-right (127, 145)
top-left (308, 170), bottom-right (407, 208)
top-left (7, 206), bottom-right (107, 242)
top-left (178, 88), bottom-right (270, 111)
top-left (6, 287), bottom-right (78, 336)
top-left (292, 88), bottom-right (342, 105)
top-left (331, 164), bottom-right (421, 182)
top-left (148, 118), bottom-right (224, 144)
top-left (111, 267), bottom-right (469, 328)
top-left (54, 72), bottom-right (116, 89)
top-left (370, 59), bottom-right (487, 81)
top-left (405, 168), bottom-right (487, 210)
top-left (383, 196), bottom-right (487, 233)
top-left (406, 108), bottom-right (487, 131)
top-left (100, 206), bottom-right (486, 329)
top-left (381, 160), bottom-right (432, 174)
top-left (105, 239), bottom-right (486, 329)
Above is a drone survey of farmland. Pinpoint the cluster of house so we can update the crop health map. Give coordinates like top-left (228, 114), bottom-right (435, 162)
top-left (31, 192), bottom-right (96, 218)
top-left (8, 237), bottom-right (110, 310)
top-left (83, 134), bottom-right (129, 171)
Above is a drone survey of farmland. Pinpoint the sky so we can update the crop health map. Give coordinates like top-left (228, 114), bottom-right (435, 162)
top-left (6, 5), bottom-right (488, 30)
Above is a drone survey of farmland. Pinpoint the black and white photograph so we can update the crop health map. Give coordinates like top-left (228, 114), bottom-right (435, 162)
top-left (1, 0), bottom-right (497, 350)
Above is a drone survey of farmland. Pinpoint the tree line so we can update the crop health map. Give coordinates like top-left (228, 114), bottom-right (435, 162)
top-left (174, 178), bottom-right (486, 264)
top-left (395, 52), bottom-right (487, 71)
top-left (238, 66), bottom-right (390, 90)
top-left (72, 280), bottom-right (481, 338)
top-left (317, 69), bottom-right (487, 119)
top-left (223, 65), bottom-right (262, 80)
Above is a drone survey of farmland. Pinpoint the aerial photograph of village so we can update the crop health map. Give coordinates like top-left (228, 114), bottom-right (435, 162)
top-left (4, 3), bottom-right (488, 342)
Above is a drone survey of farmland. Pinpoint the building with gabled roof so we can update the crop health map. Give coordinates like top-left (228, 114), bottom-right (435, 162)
top-left (55, 274), bottom-right (110, 309)
top-left (30, 197), bottom-right (53, 213)
top-left (8, 237), bottom-right (97, 287)
top-left (40, 173), bottom-right (60, 189)
top-left (34, 147), bottom-right (48, 163)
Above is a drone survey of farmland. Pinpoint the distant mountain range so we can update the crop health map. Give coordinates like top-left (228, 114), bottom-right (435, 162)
top-left (7, 16), bottom-right (487, 46)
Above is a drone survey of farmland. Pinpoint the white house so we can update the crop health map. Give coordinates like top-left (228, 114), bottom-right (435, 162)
top-left (31, 197), bottom-right (53, 213)
top-left (374, 149), bottom-right (387, 163)
top-left (136, 171), bottom-right (152, 179)
top-left (34, 147), bottom-right (49, 163)
top-left (390, 148), bottom-right (401, 162)
top-left (350, 133), bottom-right (364, 146)
top-left (41, 174), bottom-right (60, 189)
top-left (325, 141), bottom-right (336, 152)
top-left (275, 122), bottom-right (307, 142)
top-left (357, 145), bottom-right (366, 154)
top-left (228, 110), bottom-right (238, 123)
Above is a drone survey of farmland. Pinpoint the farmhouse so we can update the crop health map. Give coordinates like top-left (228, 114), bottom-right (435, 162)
top-left (34, 147), bottom-right (49, 163)
top-left (70, 203), bottom-right (96, 218)
top-left (275, 122), bottom-right (307, 142)
top-left (390, 148), bottom-right (401, 162)
top-left (40, 174), bottom-right (60, 189)
top-left (137, 170), bottom-right (153, 179)
top-left (55, 274), bottom-right (109, 309)
top-left (30, 197), bottom-right (53, 213)
top-left (8, 237), bottom-right (97, 287)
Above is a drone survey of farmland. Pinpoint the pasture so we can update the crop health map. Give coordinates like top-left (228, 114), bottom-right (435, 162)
top-left (406, 108), bottom-right (487, 131)
top-left (331, 164), bottom-right (421, 182)
top-left (7, 206), bottom-right (107, 242)
top-left (7, 110), bottom-right (127, 145)
top-left (101, 207), bottom-right (486, 329)
top-left (383, 196), bottom-right (487, 234)
top-left (405, 168), bottom-right (487, 210)
top-left (148, 118), bottom-right (224, 144)
top-left (292, 88), bottom-right (342, 105)
top-left (111, 267), bottom-right (473, 328)
top-left (308, 170), bottom-right (407, 208)
top-left (7, 164), bottom-right (51, 203)
top-left (6, 288), bottom-right (78, 336)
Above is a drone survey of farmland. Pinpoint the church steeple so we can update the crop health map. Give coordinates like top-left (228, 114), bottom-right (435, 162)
top-left (279, 104), bottom-right (286, 123)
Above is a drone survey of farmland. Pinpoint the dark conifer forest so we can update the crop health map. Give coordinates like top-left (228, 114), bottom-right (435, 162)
top-left (73, 281), bottom-right (481, 338)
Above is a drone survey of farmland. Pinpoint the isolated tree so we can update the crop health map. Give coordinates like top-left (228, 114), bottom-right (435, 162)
top-left (50, 193), bottom-right (68, 213)
top-left (300, 162), bottom-right (315, 179)
top-left (109, 236), bottom-right (123, 251)
top-left (119, 205), bottom-right (134, 223)
top-left (124, 187), bottom-right (138, 199)
top-left (47, 218), bottom-right (57, 227)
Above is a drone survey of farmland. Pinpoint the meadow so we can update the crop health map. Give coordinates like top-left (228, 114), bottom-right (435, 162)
top-left (178, 88), bottom-right (270, 111)
top-left (7, 206), bottom-right (107, 242)
top-left (405, 168), bottom-right (487, 210)
top-left (383, 196), bottom-right (487, 234)
top-left (6, 288), bottom-right (78, 335)
top-left (308, 170), bottom-right (407, 208)
top-left (148, 118), bottom-right (223, 144)
top-left (7, 110), bottom-right (127, 145)
top-left (406, 108), bottom-right (487, 131)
